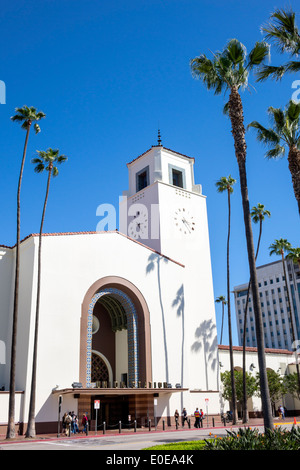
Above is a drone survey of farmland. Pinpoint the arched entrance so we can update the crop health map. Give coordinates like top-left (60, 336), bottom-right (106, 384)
top-left (80, 276), bottom-right (152, 388)
top-left (87, 287), bottom-right (139, 388)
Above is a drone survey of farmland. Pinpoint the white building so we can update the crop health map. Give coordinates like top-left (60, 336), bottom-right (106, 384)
top-left (0, 143), bottom-right (299, 434)
top-left (234, 259), bottom-right (300, 350)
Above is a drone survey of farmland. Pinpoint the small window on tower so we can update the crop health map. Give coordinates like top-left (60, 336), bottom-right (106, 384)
top-left (168, 164), bottom-right (186, 189)
top-left (136, 166), bottom-right (149, 192)
top-left (172, 169), bottom-right (183, 188)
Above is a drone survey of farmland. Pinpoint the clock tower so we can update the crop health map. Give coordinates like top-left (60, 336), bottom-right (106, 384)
top-left (120, 140), bottom-right (219, 394)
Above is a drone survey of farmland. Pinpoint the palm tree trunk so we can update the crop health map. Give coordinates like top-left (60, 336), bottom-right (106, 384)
top-left (6, 123), bottom-right (31, 439)
top-left (220, 301), bottom-right (224, 345)
top-left (287, 146), bottom-right (300, 215)
top-left (228, 85), bottom-right (273, 431)
top-left (280, 251), bottom-right (300, 395)
top-left (26, 167), bottom-right (52, 438)
top-left (242, 219), bottom-right (262, 423)
top-left (227, 188), bottom-right (238, 424)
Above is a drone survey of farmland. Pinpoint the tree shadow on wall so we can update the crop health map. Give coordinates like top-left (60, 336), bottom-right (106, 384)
top-left (172, 285), bottom-right (185, 410)
top-left (146, 253), bottom-right (169, 383)
top-left (146, 252), bottom-right (170, 424)
top-left (191, 319), bottom-right (218, 390)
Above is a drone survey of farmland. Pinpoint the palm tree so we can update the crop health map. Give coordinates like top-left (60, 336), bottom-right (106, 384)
top-left (242, 203), bottom-right (271, 423)
top-left (7, 106), bottom-right (45, 439)
top-left (25, 149), bottom-right (67, 438)
top-left (269, 239), bottom-right (300, 395)
top-left (215, 295), bottom-right (227, 345)
top-left (257, 8), bottom-right (300, 81)
top-left (191, 38), bottom-right (274, 430)
top-left (248, 100), bottom-right (300, 215)
top-left (287, 247), bottom-right (300, 269)
top-left (216, 175), bottom-right (237, 423)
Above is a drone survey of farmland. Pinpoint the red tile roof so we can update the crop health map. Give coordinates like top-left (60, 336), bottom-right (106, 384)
top-left (126, 145), bottom-right (195, 166)
top-left (218, 344), bottom-right (294, 355)
top-left (2, 230), bottom-right (185, 267)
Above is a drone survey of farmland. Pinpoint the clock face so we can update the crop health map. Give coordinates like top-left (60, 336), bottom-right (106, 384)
top-left (128, 209), bottom-right (148, 240)
top-left (173, 208), bottom-right (195, 235)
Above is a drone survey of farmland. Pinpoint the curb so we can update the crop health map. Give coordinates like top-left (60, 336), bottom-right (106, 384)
top-left (0, 422), bottom-right (267, 446)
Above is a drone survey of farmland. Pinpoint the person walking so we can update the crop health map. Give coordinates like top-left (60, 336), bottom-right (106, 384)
top-left (199, 409), bottom-right (204, 428)
top-left (65, 412), bottom-right (72, 436)
top-left (82, 413), bottom-right (88, 433)
top-left (194, 408), bottom-right (200, 428)
top-left (182, 408), bottom-right (188, 427)
top-left (174, 409), bottom-right (180, 427)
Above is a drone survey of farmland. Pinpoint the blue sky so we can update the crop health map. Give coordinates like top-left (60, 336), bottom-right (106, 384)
top-left (0, 0), bottom-right (299, 346)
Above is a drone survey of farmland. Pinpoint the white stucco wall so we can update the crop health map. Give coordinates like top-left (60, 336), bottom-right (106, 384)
top-left (218, 346), bottom-right (299, 414)
top-left (9, 231), bottom-right (186, 424)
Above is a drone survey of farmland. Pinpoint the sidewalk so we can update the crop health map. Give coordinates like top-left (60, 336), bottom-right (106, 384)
top-left (1, 417), bottom-right (294, 446)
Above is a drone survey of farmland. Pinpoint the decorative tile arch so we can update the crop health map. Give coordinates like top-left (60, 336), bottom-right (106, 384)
top-left (87, 288), bottom-right (139, 388)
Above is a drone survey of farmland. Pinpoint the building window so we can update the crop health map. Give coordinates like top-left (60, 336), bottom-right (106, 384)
top-left (172, 169), bottom-right (183, 187)
top-left (136, 166), bottom-right (149, 192)
top-left (168, 164), bottom-right (186, 189)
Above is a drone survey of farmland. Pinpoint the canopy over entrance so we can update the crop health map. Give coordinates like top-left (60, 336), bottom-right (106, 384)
top-left (53, 387), bottom-right (188, 427)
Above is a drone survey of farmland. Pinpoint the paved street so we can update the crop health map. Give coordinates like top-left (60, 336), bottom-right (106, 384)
top-left (0, 421), bottom-right (295, 451)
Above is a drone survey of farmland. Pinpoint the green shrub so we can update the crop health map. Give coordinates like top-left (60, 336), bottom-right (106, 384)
top-left (203, 426), bottom-right (300, 450)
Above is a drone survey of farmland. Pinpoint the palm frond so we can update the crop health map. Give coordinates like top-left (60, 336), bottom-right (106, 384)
top-left (190, 55), bottom-right (226, 94)
top-left (34, 123), bottom-right (41, 134)
top-left (247, 121), bottom-right (280, 145)
top-left (33, 163), bottom-right (45, 173)
top-left (256, 64), bottom-right (287, 82)
top-left (224, 39), bottom-right (247, 65)
top-left (285, 60), bottom-right (300, 73)
top-left (267, 106), bottom-right (285, 132)
top-left (56, 155), bottom-right (68, 164)
top-left (286, 99), bottom-right (300, 123)
top-left (262, 8), bottom-right (300, 55)
top-left (31, 157), bottom-right (43, 165)
top-left (247, 41), bottom-right (270, 69)
top-left (52, 166), bottom-right (59, 177)
top-left (223, 101), bottom-right (229, 116)
top-left (265, 145), bottom-right (285, 159)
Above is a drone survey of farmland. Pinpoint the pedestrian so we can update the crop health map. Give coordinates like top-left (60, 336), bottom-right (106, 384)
top-left (62, 412), bottom-right (67, 434)
top-left (82, 413), bottom-right (88, 433)
top-left (65, 412), bottom-right (72, 436)
top-left (174, 409), bottom-right (180, 427)
top-left (182, 408), bottom-right (188, 427)
top-left (280, 405), bottom-right (285, 420)
top-left (199, 408), bottom-right (204, 427)
top-left (194, 408), bottom-right (200, 428)
top-left (71, 412), bottom-right (79, 433)
top-left (74, 415), bottom-right (79, 433)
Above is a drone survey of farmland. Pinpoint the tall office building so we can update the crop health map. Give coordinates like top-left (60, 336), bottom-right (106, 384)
top-left (234, 258), bottom-right (300, 351)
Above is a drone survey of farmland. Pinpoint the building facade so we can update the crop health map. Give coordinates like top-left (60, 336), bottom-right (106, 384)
top-left (0, 144), bottom-right (220, 433)
top-left (0, 143), bottom-right (299, 434)
top-left (234, 259), bottom-right (300, 350)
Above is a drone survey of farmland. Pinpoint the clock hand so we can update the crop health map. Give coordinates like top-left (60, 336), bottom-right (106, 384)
top-left (182, 218), bottom-right (191, 233)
